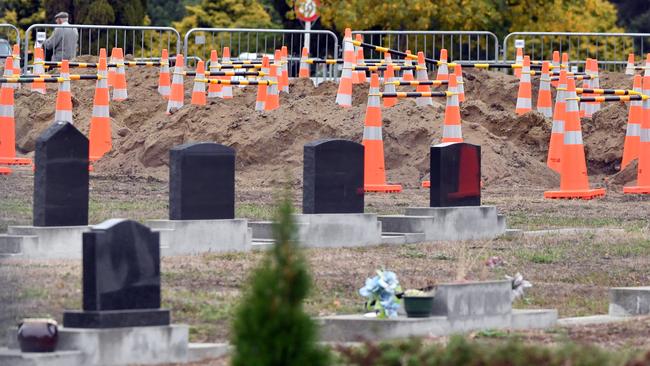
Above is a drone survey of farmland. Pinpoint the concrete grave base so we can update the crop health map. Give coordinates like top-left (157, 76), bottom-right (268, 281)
top-left (379, 206), bottom-right (507, 242)
top-left (146, 219), bottom-right (252, 255)
top-left (609, 287), bottom-right (650, 316)
top-left (0, 226), bottom-right (90, 259)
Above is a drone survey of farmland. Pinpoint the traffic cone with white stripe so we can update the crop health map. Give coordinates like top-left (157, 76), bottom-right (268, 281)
top-left (588, 58), bottom-right (601, 116)
top-left (415, 52), bottom-right (433, 107)
top-left (536, 61), bottom-right (553, 118)
top-left (191, 60), bottom-right (207, 105)
top-left (0, 56), bottom-right (31, 166)
top-left (561, 52), bottom-right (569, 73)
top-left (363, 73), bottom-right (402, 193)
top-left (158, 48), bottom-right (171, 99)
top-left (624, 73), bottom-right (650, 194)
top-left (551, 51), bottom-right (560, 87)
top-left (55, 60), bottom-right (73, 123)
top-left (515, 55), bottom-right (532, 115)
top-left (221, 47), bottom-right (233, 99)
top-left (442, 73), bottom-right (463, 143)
top-left (265, 63), bottom-right (280, 111)
top-left (354, 34), bottom-right (367, 84)
top-left (10, 44), bottom-right (20, 89)
top-left (31, 47), bottom-right (47, 94)
top-left (455, 64), bottom-right (465, 102)
top-left (547, 70), bottom-right (567, 173)
top-left (299, 47), bottom-right (310, 78)
top-left (280, 46), bottom-right (290, 93)
top-left (580, 58), bottom-right (592, 117)
top-left (255, 56), bottom-right (270, 111)
top-left (544, 77), bottom-right (605, 199)
top-left (112, 48), bottom-right (128, 101)
top-left (383, 64), bottom-right (397, 108)
top-left (625, 53), bottom-right (635, 76)
top-left (621, 74), bottom-right (643, 170)
top-left (436, 49), bottom-right (449, 82)
top-left (335, 28), bottom-right (354, 107)
top-left (108, 48), bottom-right (116, 87)
top-left (402, 50), bottom-right (415, 81)
top-left (166, 54), bottom-right (184, 114)
top-left (89, 50), bottom-right (111, 162)
top-left (208, 49), bottom-right (222, 98)
top-left (514, 46), bottom-right (523, 78)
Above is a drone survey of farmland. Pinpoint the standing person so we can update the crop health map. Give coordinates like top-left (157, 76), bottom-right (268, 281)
top-left (44, 12), bottom-right (78, 61)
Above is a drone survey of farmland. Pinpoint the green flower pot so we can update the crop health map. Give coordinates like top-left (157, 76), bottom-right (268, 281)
top-left (403, 296), bottom-right (434, 318)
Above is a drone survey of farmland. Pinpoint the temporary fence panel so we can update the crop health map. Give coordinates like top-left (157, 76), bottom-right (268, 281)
top-left (24, 24), bottom-right (181, 65)
top-left (351, 30), bottom-right (499, 71)
top-left (183, 28), bottom-right (339, 79)
top-left (503, 32), bottom-right (648, 71)
top-left (0, 23), bottom-right (20, 48)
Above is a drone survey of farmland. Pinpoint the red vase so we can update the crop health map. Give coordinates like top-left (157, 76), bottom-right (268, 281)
top-left (17, 318), bottom-right (58, 352)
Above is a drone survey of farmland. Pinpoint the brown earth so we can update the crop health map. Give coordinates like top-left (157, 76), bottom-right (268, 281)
top-left (8, 58), bottom-right (638, 189)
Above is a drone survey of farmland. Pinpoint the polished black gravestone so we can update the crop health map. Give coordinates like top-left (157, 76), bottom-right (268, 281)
top-left (430, 142), bottom-right (481, 207)
top-left (169, 142), bottom-right (235, 220)
top-left (33, 121), bottom-right (89, 226)
top-left (303, 139), bottom-right (364, 214)
top-left (63, 219), bottom-right (170, 328)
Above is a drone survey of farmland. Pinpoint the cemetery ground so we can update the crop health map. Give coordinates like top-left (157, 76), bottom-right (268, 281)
top-left (2, 171), bottom-right (650, 352)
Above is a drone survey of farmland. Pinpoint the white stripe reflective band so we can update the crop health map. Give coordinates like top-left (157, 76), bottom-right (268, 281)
top-left (208, 91), bottom-right (221, 98)
top-left (0, 105), bottom-right (13, 117)
top-left (416, 97), bottom-right (433, 106)
top-left (255, 101), bottom-right (265, 111)
top-left (222, 86), bottom-right (233, 97)
top-left (113, 89), bottom-right (127, 99)
top-left (551, 120), bottom-right (564, 133)
top-left (443, 124), bottom-right (462, 138)
top-left (167, 100), bottom-right (183, 110)
top-left (193, 82), bottom-right (204, 92)
top-left (565, 98), bottom-right (579, 112)
top-left (336, 93), bottom-right (351, 105)
top-left (55, 110), bottom-right (73, 122)
top-left (641, 129), bottom-right (650, 143)
top-left (416, 70), bottom-right (428, 80)
top-left (385, 83), bottom-right (396, 94)
top-left (159, 86), bottom-right (170, 95)
top-left (172, 75), bottom-right (183, 84)
top-left (516, 98), bottom-right (531, 108)
top-left (627, 123), bottom-right (641, 136)
top-left (564, 131), bottom-right (583, 145)
top-left (363, 126), bottom-right (382, 140)
top-left (92, 105), bottom-right (109, 117)
top-left (537, 106), bottom-right (552, 117)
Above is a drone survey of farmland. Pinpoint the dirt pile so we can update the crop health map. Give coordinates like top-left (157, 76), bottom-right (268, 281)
top-left (10, 65), bottom-right (637, 189)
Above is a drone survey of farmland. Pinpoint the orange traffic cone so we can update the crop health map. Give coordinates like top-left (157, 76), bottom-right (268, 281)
top-left (354, 34), bottom-right (367, 84)
top-left (108, 48), bottom-right (116, 87)
top-left (89, 50), bottom-right (111, 162)
top-left (221, 47), bottom-right (233, 99)
top-left (383, 64), bottom-right (397, 108)
top-left (514, 46), bottom-right (523, 78)
top-left (31, 47), bottom-right (47, 94)
top-left (547, 70), bottom-right (568, 173)
top-left (0, 56), bottom-right (31, 166)
top-left (208, 49), bottom-right (222, 98)
top-left (624, 75), bottom-right (650, 194)
top-left (191, 60), bottom-right (207, 105)
top-left (436, 49), bottom-right (449, 82)
top-left (336, 28), bottom-right (354, 107)
top-left (415, 52), bottom-right (433, 107)
top-left (158, 49), bottom-right (171, 99)
top-left (265, 63), bottom-right (280, 111)
top-left (588, 59), bottom-right (601, 116)
top-left (363, 73), bottom-right (402, 193)
top-left (112, 48), bottom-right (128, 101)
top-left (442, 73), bottom-right (463, 143)
top-left (561, 52), bottom-right (569, 73)
top-left (455, 64), bottom-right (465, 102)
top-left (544, 77), bottom-right (606, 199)
top-left (402, 50), bottom-right (415, 81)
top-left (255, 56), bottom-right (270, 111)
top-left (625, 53), bottom-right (635, 76)
top-left (536, 61), bottom-right (553, 118)
top-left (10, 44), bottom-right (20, 89)
top-left (299, 47), bottom-right (310, 78)
top-left (579, 58), bottom-right (592, 118)
top-left (551, 50), bottom-right (560, 87)
top-left (55, 59), bottom-right (73, 123)
top-left (280, 46), bottom-right (290, 93)
top-left (621, 74), bottom-right (643, 170)
top-left (166, 54), bottom-right (184, 114)
top-left (515, 55), bottom-right (532, 115)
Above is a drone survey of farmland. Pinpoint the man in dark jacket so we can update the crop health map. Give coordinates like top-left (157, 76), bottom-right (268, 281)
top-left (44, 12), bottom-right (78, 61)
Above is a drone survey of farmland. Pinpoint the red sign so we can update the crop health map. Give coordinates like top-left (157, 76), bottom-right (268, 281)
top-left (295, 0), bottom-right (320, 22)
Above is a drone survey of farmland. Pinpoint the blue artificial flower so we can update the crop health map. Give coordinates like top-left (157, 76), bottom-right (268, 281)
top-left (359, 276), bottom-right (380, 297)
top-left (359, 270), bottom-right (402, 318)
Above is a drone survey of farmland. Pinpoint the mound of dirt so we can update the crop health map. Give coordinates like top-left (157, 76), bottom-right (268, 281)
top-left (10, 63), bottom-right (636, 190)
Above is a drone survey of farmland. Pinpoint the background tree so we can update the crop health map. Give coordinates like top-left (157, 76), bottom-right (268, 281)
top-left (42, 0), bottom-right (147, 25)
top-left (147, 0), bottom-right (186, 26)
top-left (0, 0), bottom-right (46, 30)
top-left (611, 0), bottom-right (650, 33)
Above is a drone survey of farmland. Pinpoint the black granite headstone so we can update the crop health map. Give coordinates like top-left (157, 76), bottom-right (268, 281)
top-left (169, 142), bottom-right (235, 220)
top-left (63, 219), bottom-right (170, 328)
top-left (430, 142), bottom-right (481, 207)
top-left (33, 122), bottom-right (89, 227)
top-left (303, 139), bottom-right (364, 214)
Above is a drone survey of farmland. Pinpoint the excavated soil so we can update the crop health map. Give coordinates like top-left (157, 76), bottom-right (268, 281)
top-left (9, 57), bottom-right (639, 189)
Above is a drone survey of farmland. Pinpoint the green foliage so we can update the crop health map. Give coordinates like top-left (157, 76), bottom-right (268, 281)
top-left (612, 0), bottom-right (650, 33)
top-left (41, 0), bottom-right (147, 25)
top-left (173, 0), bottom-right (275, 36)
top-left (230, 193), bottom-right (330, 366)
top-left (0, 0), bottom-right (46, 32)
top-left (147, 0), bottom-right (187, 26)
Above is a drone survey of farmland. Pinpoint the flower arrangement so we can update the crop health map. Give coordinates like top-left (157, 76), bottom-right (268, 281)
top-left (359, 270), bottom-right (402, 318)
top-left (506, 272), bottom-right (532, 301)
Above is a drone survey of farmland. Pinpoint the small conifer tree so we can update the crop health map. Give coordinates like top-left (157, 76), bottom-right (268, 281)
top-left (231, 193), bottom-right (330, 366)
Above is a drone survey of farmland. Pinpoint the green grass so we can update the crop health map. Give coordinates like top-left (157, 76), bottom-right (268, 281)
top-left (507, 213), bottom-right (644, 231)
top-left (236, 203), bottom-right (275, 220)
top-left (518, 247), bottom-right (567, 264)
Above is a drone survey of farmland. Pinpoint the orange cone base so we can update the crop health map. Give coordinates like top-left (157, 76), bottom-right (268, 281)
top-left (364, 184), bottom-right (403, 193)
top-left (0, 167), bottom-right (11, 175)
top-left (421, 180), bottom-right (430, 188)
top-left (543, 188), bottom-right (606, 200)
top-left (0, 157), bottom-right (32, 166)
top-left (623, 186), bottom-right (650, 194)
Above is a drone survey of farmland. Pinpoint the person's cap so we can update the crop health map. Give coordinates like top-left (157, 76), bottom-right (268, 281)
top-left (54, 12), bottom-right (69, 20)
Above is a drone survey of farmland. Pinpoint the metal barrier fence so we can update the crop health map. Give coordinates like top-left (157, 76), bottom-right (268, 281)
top-left (183, 28), bottom-right (339, 79)
top-left (352, 30), bottom-right (499, 71)
top-left (0, 24), bottom-right (20, 48)
top-left (502, 32), bottom-right (650, 70)
top-left (24, 24), bottom-right (181, 66)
